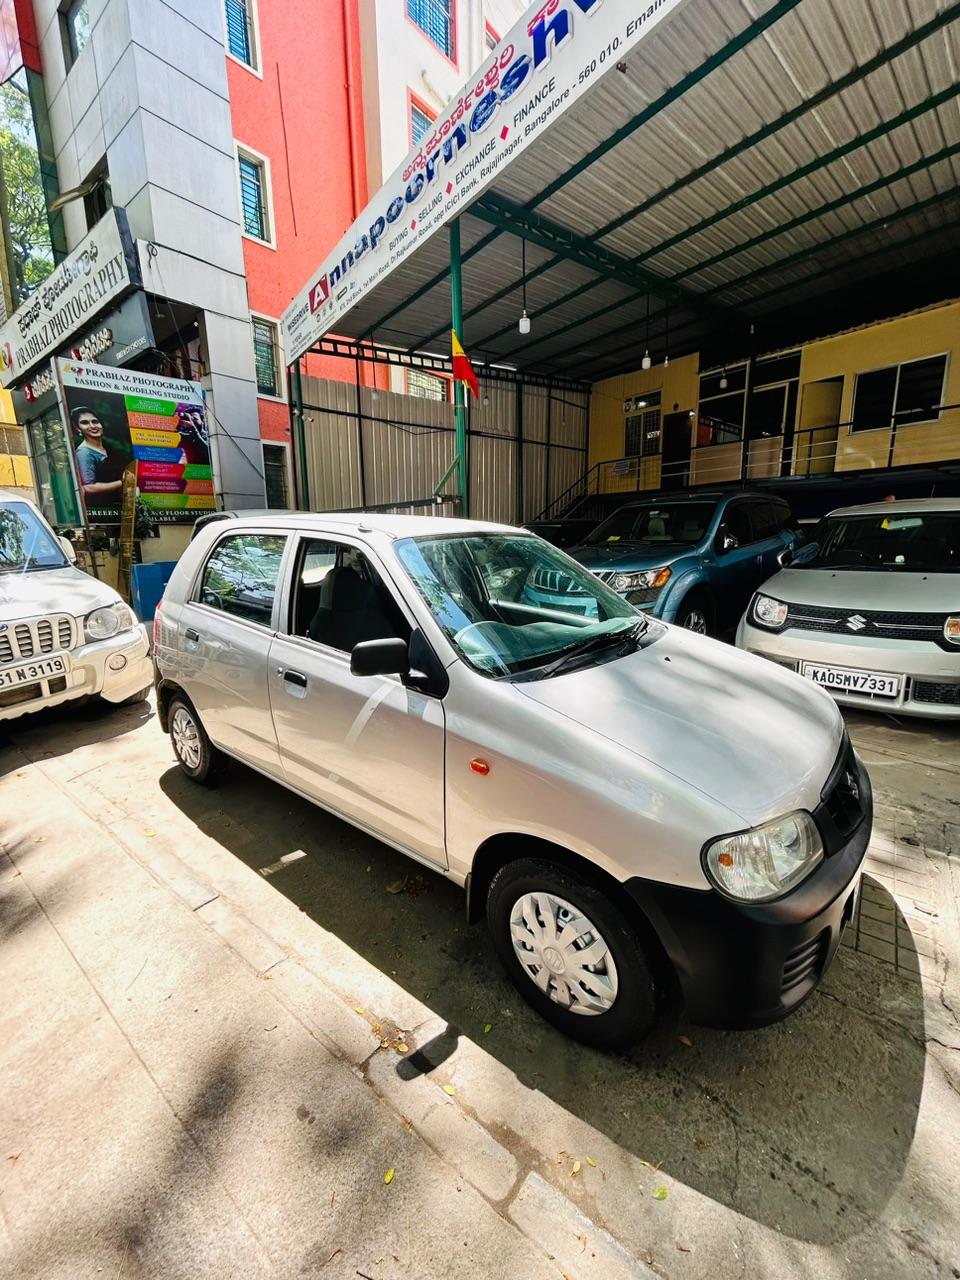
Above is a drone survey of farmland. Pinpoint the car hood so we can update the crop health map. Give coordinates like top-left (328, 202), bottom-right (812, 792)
top-left (759, 567), bottom-right (960, 611)
top-left (517, 625), bottom-right (843, 826)
top-left (0, 565), bottom-right (122, 621)
top-left (571, 543), bottom-right (693, 572)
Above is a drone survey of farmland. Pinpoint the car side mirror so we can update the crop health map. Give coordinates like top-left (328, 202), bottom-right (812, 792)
top-left (58, 535), bottom-right (76, 563)
top-left (776, 547), bottom-right (793, 568)
top-left (350, 637), bottom-right (410, 679)
top-left (721, 533), bottom-right (739, 552)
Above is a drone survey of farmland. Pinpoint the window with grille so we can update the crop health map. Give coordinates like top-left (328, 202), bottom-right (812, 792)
top-left (411, 102), bottom-right (433, 145)
top-left (407, 0), bottom-right (454, 59)
top-left (262, 444), bottom-right (290, 510)
top-left (624, 391), bottom-right (661, 457)
top-left (253, 319), bottom-right (280, 397)
top-left (238, 151), bottom-right (269, 241)
top-left (408, 370), bottom-right (448, 401)
top-left (225, 0), bottom-right (256, 68)
top-left (852, 355), bottom-right (947, 432)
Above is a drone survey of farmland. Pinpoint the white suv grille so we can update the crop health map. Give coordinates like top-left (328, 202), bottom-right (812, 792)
top-left (0, 615), bottom-right (76, 665)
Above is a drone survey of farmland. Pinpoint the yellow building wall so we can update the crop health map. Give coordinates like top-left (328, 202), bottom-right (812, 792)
top-left (799, 300), bottom-right (960, 473)
top-left (0, 387), bottom-right (35, 497)
top-left (589, 353), bottom-right (700, 470)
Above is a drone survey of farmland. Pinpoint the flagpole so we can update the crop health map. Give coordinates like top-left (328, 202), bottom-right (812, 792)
top-left (450, 218), bottom-right (469, 517)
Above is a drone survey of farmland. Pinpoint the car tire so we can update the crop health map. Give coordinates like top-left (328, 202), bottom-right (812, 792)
top-left (168, 695), bottom-right (226, 787)
top-left (487, 858), bottom-right (657, 1049)
top-left (675, 590), bottom-right (714, 636)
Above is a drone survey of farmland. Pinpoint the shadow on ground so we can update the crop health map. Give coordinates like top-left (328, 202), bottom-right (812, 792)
top-left (0, 697), bottom-right (152, 770)
top-left (159, 755), bottom-right (926, 1247)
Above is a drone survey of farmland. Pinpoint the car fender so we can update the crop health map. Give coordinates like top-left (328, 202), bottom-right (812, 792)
top-left (657, 564), bottom-right (711, 623)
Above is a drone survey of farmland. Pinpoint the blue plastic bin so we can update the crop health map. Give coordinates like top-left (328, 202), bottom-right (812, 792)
top-left (131, 561), bottom-right (177, 623)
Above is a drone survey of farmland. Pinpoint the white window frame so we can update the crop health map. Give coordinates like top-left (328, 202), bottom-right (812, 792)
top-left (223, 0), bottom-right (263, 78)
top-left (262, 440), bottom-right (293, 511)
top-left (250, 311), bottom-right (286, 402)
top-left (234, 141), bottom-right (276, 249)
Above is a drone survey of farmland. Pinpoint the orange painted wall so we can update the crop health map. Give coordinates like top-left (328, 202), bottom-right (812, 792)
top-left (227, 1), bottom-right (373, 442)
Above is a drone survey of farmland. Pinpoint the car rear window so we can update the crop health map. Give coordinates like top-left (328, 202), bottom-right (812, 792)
top-left (198, 532), bottom-right (287, 624)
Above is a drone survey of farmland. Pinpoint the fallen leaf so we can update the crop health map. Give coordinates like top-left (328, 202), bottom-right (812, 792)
top-left (397, 1042), bottom-right (410, 1054)
top-left (143, 830), bottom-right (157, 838)
top-left (33, 836), bottom-right (45, 844)
top-left (639, 1159), bottom-right (662, 1170)
top-left (354, 1006), bottom-right (365, 1016)
top-left (586, 1155), bottom-right (597, 1168)
top-left (323, 1247), bottom-right (342, 1265)
top-left (571, 1160), bottom-right (581, 1176)
top-left (442, 1083), bottom-right (455, 1096)
top-left (575, 1233), bottom-right (587, 1251)
top-left (7, 1151), bottom-right (22, 1163)
top-left (386, 879), bottom-right (406, 895)
top-left (676, 1242), bottom-right (691, 1253)
top-left (383, 1168), bottom-right (395, 1184)
top-left (654, 1186), bottom-right (668, 1201)
top-left (483, 1023), bottom-right (493, 1034)
top-left (694, 1138), bottom-right (707, 1151)
top-left (678, 1034), bottom-right (693, 1048)
top-left (556, 1150), bottom-right (572, 1164)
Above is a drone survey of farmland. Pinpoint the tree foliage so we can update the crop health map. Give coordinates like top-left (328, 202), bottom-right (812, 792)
top-left (0, 77), bottom-right (54, 301)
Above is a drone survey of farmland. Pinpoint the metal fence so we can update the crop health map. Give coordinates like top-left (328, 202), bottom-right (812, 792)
top-left (298, 371), bottom-right (589, 523)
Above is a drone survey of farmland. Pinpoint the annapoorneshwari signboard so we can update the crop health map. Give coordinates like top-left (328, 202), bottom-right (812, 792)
top-left (281, 0), bottom-right (687, 366)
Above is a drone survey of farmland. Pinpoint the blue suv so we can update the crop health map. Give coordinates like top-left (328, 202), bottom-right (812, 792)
top-left (525, 491), bottom-right (800, 635)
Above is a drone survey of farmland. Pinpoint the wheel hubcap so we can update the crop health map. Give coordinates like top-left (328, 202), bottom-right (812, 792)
top-left (684, 608), bottom-right (707, 634)
top-left (171, 706), bottom-right (201, 770)
top-left (509, 891), bottom-right (619, 1016)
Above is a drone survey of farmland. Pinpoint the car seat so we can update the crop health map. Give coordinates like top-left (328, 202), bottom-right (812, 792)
top-left (307, 566), bottom-right (395, 651)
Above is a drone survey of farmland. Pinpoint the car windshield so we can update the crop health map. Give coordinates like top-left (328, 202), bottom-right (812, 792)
top-left (800, 510), bottom-right (960, 573)
top-left (395, 533), bottom-right (640, 677)
top-left (585, 501), bottom-right (717, 546)
top-left (0, 501), bottom-right (68, 574)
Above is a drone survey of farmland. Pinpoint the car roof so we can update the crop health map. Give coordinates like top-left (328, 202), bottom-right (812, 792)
top-left (197, 511), bottom-right (520, 539)
top-left (827, 497), bottom-right (960, 517)
top-left (618, 489), bottom-right (773, 509)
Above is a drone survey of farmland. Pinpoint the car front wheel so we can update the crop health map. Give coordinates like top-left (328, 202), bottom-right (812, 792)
top-left (487, 858), bottom-right (657, 1048)
top-left (676, 591), bottom-right (713, 636)
top-left (169, 696), bottom-right (226, 787)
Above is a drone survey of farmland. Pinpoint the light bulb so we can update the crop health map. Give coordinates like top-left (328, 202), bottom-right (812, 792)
top-left (641, 350), bottom-right (651, 370)
top-left (719, 375), bottom-right (728, 390)
top-left (518, 309), bottom-right (531, 335)
top-left (664, 355), bottom-right (670, 367)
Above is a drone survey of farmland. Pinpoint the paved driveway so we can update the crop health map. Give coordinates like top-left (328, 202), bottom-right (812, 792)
top-left (2, 698), bottom-right (959, 1278)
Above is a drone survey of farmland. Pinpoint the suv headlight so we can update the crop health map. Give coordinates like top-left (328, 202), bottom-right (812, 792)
top-left (703, 811), bottom-right (824, 902)
top-left (752, 593), bottom-right (788, 630)
top-left (84, 604), bottom-right (136, 642)
top-left (945, 616), bottom-right (960, 645)
top-left (610, 567), bottom-right (671, 594)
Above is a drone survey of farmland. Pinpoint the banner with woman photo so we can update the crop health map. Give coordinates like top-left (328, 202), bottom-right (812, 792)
top-left (56, 358), bottom-right (215, 523)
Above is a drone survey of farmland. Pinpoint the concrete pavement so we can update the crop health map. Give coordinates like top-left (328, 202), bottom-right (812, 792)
top-left (2, 697), bottom-right (960, 1278)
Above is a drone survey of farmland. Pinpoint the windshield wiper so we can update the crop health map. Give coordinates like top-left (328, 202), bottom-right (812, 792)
top-left (534, 620), bottom-right (647, 679)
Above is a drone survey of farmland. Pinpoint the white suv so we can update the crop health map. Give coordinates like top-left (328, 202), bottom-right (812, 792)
top-left (155, 512), bottom-right (873, 1048)
top-left (0, 491), bottom-right (151, 721)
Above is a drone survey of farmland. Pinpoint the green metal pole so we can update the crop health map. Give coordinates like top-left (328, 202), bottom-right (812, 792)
top-left (450, 219), bottom-right (469, 517)
top-left (292, 357), bottom-right (309, 510)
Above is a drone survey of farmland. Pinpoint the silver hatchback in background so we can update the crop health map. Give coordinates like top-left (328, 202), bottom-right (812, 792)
top-left (155, 514), bottom-right (872, 1048)
top-left (738, 498), bottom-right (960, 718)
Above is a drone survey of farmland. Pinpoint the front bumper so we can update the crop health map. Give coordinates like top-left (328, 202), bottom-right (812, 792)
top-left (737, 619), bottom-right (960, 719)
top-left (624, 753), bottom-right (873, 1029)
top-left (0, 626), bottom-right (152, 721)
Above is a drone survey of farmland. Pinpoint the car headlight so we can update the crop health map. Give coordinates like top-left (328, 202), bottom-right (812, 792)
top-left (945, 616), bottom-right (960, 645)
top-left (752, 593), bottom-right (788, 630)
top-left (703, 811), bottom-right (824, 902)
top-left (610, 567), bottom-right (671, 594)
top-left (84, 604), bottom-right (136, 642)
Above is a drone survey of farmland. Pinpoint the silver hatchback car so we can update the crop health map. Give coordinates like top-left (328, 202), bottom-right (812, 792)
top-left (155, 514), bottom-right (872, 1048)
top-left (738, 499), bottom-right (960, 719)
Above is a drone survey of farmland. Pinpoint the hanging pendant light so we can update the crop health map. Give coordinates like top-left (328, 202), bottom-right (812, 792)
top-left (519, 238), bottom-right (531, 335)
top-left (719, 366), bottom-right (728, 390)
top-left (641, 292), bottom-right (651, 369)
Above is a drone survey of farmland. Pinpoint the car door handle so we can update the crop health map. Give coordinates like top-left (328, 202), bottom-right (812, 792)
top-left (185, 627), bottom-right (200, 642)
top-left (283, 670), bottom-right (307, 688)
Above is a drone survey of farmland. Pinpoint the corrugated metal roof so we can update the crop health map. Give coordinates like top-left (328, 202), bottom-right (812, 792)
top-left (323, 0), bottom-right (960, 381)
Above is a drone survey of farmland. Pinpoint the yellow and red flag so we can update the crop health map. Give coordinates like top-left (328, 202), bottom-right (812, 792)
top-left (451, 330), bottom-right (479, 399)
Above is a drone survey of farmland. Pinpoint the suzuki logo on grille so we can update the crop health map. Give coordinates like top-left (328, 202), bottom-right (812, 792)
top-left (846, 614), bottom-right (867, 632)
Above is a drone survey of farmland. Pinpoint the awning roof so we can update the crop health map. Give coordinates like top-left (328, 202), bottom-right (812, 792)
top-left (286, 0), bottom-right (960, 382)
